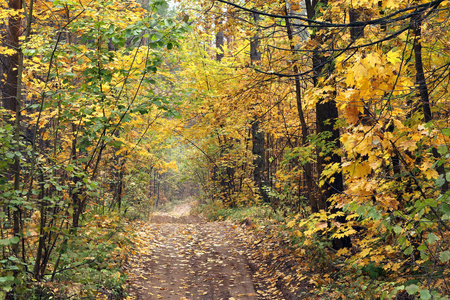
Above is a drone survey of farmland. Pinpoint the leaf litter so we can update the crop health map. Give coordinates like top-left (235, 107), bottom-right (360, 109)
top-left (126, 203), bottom-right (259, 300)
top-left (125, 202), bottom-right (317, 300)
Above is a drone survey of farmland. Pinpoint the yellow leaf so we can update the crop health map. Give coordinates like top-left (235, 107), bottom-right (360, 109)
top-left (386, 49), bottom-right (402, 64)
top-left (360, 248), bottom-right (371, 258)
top-left (363, 52), bottom-right (380, 68)
top-left (336, 247), bottom-right (349, 256)
top-left (286, 220), bottom-right (296, 228)
top-left (420, 161), bottom-right (438, 179)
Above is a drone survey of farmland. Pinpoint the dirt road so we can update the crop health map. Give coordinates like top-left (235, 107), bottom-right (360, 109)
top-left (126, 203), bottom-right (258, 300)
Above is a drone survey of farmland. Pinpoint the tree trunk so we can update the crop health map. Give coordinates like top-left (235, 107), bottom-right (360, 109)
top-left (349, 8), bottom-right (365, 40)
top-left (2, 0), bottom-right (23, 257)
top-left (412, 14), bottom-right (448, 192)
top-left (250, 12), bottom-right (261, 62)
top-left (249, 11), bottom-right (267, 203)
top-left (307, 0), bottom-right (351, 249)
top-left (251, 120), bottom-right (268, 202)
top-left (285, 1), bottom-right (314, 211)
top-left (216, 31), bottom-right (224, 61)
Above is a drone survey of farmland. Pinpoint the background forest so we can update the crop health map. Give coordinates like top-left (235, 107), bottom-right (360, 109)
top-left (0, 0), bottom-right (449, 299)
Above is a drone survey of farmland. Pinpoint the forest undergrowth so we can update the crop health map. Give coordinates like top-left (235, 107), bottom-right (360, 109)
top-left (198, 201), bottom-right (450, 300)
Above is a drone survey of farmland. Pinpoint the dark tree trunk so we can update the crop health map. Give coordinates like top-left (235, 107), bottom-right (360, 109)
top-left (2, 0), bottom-right (22, 112)
top-left (249, 11), bottom-right (267, 203)
top-left (412, 14), bottom-right (448, 192)
top-left (285, 1), bottom-right (314, 211)
top-left (2, 0), bottom-right (23, 257)
top-left (349, 8), bottom-right (365, 40)
top-left (250, 12), bottom-right (261, 62)
top-left (251, 120), bottom-right (268, 203)
top-left (307, 0), bottom-right (351, 249)
top-left (70, 124), bottom-right (83, 229)
top-left (216, 31), bottom-right (224, 61)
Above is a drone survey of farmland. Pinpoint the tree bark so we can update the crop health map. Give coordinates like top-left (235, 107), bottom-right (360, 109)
top-left (249, 11), bottom-right (267, 203)
top-left (1, 0), bottom-right (23, 257)
top-left (216, 31), bottom-right (224, 61)
top-left (412, 14), bottom-right (448, 192)
top-left (307, 0), bottom-right (351, 249)
top-left (285, 1), bottom-right (314, 211)
top-left (250, 12), bottom-right (261, 62)
top-left (251, 120), bottom-right (269, 203)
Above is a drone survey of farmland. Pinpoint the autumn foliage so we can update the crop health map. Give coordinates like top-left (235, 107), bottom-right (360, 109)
top-left (1, 0), bottom-right (449, 298)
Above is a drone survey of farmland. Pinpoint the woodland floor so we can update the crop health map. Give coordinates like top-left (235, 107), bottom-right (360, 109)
top-left (125, 202), bottom-right (308, 300)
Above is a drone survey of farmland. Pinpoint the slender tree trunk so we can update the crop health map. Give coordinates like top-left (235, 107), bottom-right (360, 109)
top-left (216, 31), bottom-right (224, 61)
top-left (2, 0), bottom-right (24, 257)
top-left (249, 12), bottom-right (268, 203)
top-left (412, 14), bottom-right (448, 192)
top-left (70, 124), bottom-right (82, 229)
top-left (251, 120), bottom-right (268, 202)
top-left (2, 0), bottom-right (22, 112)
top-left (349, 8), bottom-right (365, 40)
top-left (285, 1), bottom-right (314, 211)
top-left (250, 12), bottom-right (261, 62)
top-left (156, 174), bottom-right (160, 208)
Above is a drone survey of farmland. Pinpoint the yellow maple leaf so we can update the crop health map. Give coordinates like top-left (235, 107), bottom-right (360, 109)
top-left (420, 161), bottom-right (439, 179)
top-left (386, 49), bottom-right (402, 64)
top-left (346, 61), bottom-right (366, 86)
top-left (363, 52), bottom-right (380, 68)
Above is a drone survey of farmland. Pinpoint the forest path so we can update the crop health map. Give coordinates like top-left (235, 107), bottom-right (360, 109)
top-left (126, 201), bottom-right (259, 300)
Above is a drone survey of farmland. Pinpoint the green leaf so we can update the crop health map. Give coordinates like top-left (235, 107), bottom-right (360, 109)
top-left (439, 250), bottom-right (450, 263)
top-left (405, 284), bottom-right (419, 295)
top-left (436, 174), bottom-right (445, 188)
top-left (9, 236), bottom-right (19, 244)
top-left (3, 285), bottom-right (12, 292)
top-left (442, 128), bottom-right (450, 136)
top-left (419, 289), bottom-right (431, 300)
top-left (441, 203), bottom-right (450, 214)
top-left (368, 207), bottom-right (382, 220)
top-left (393, 226), bottom-right (402, 234)
top-left (167, 42), bottom-right (173, 50)
top-left (417, 243), bottom-right (427, 251)
top-left (356, 205), bottom-right (367, 216)
top-left (426, 233), bottom-right (440, 244)
top-left (404, 246), bottom-right (414, 255)
top-left (437, 145), bottom-right (448, 156)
